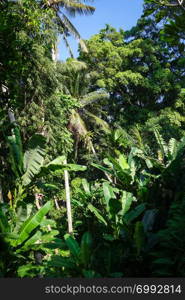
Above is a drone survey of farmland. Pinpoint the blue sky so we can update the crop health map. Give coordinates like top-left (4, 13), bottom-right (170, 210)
top-left (58, 0), bottom-right (144, 61)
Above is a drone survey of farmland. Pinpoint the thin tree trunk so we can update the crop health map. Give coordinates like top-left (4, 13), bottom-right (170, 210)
top-left (64, 158), bottom-right (73, 234)
top-left (0, 179), bottom-right (4, 203)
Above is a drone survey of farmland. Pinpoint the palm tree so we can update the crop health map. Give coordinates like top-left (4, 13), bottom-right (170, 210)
top-left (58, 58), bottom-right (110, 158)
top-left (42, 0), bottom-right (95, 54)
top-left (58, 59), bottom-right (113, 184)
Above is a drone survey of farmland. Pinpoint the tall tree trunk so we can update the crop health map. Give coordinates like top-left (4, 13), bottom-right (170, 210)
top-left (64, 158), bottom-right (73, 234)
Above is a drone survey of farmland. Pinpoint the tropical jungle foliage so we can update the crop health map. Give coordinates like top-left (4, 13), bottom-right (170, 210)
top-left (0, 0), bottom-right (185, 277)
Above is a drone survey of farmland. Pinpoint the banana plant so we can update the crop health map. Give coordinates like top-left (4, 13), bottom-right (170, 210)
top-left (6, 125), bottom-right (88, 238)
top-left (0, 201), bottom-right (59, 277)
top-left (7, 126), bottom-right (87, 187)
top-left (48, 232), bottom-right (100, 277)
top-left (71, 176), bottom-right (146, 243)
top-left (7, 125), bottom-right (87, 235)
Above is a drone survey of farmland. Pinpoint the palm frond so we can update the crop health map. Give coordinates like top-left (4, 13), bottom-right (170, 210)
top-left (84, 110), bottom-right (111, 134)
top-left (80, 91), bottom-right (110, 107)
top-left (62, 59), bottom-right (87, 72)
top-left (49, 0), bottom-right (95, 16)
top-left (58, 12), bottom-right (88, 52)
top-left (62, 35), bottom-right (74, 58)
top-left (68, 109), bottom-right (94, 152)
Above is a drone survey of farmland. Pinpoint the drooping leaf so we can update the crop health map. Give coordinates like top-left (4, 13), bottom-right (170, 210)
top-left (91, 163), bottom-right (114, 175)
top-left (87, 203), bottom-right (107, 226)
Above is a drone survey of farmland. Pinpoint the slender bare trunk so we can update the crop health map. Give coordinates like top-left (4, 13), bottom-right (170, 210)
top-left (64, 158), bottom-right (73, 234)
top-left (0, 179), bottom-right (4, 203)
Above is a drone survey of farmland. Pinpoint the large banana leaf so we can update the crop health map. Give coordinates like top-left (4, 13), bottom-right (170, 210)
top-left (16, 231), bottom-right (42, 252)
top-left (40, 164), bottom-right (87, 177)
top-left (22, 146), bottom-right (45, 186)
top-left (13, 201), bottom-right (52, 246)
top-left (22, 134), bottom-right (46, 186)
top-left (17, 230), bottom-right (59, 252)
